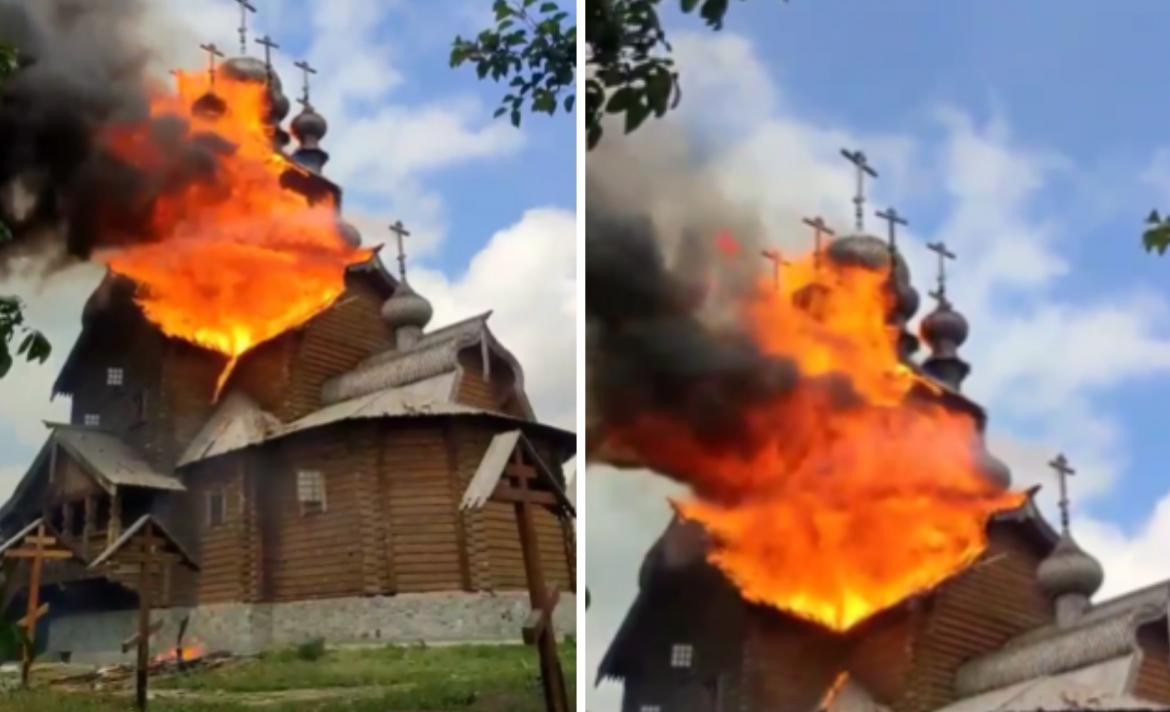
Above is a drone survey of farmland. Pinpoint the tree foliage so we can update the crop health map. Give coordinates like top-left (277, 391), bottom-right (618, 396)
top-left (1143, 210), bottom-right (1170, 256)
top-left (451, 1), bottom-right (577, 128)
top-left (0, 44), bottom-right (51, 379)
top-left (455, 1), bottom-right (778, 149)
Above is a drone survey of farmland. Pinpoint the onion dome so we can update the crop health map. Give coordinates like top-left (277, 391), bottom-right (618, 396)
top-left (291, 105), bottom-right (329, 173)
top-left (216, 56), bottom-right (291, 145)
top-left (336, 220), bottom-right (361, 248)
top-left (191, 91), bottom-right (227, 119)
top-left (1037, 534), bottom-right (1104, 600)
top-left (221, 56), bottom-right (268, 82)
top-left (920, 297), bottom-right (971, 390)
top-left (825, 233), bottom-right (920, 358)
top-left (381, 280), bottom-right (433, 350)
top-left (975, 448), bottom-right (1012, 489)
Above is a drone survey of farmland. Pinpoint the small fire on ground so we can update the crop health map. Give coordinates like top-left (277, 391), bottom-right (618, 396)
top-left (101, 69), bottom-right (369, 397)
top-left (152, 640), bottom-right (207, 665)
top-left (600, 234), bottom-right (1024, 632)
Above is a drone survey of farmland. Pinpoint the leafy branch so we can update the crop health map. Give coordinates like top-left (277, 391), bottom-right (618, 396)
top-left (1144, 210), bottom-right (1170, 255)
top-left (451, 0), bottom-right (576, 128)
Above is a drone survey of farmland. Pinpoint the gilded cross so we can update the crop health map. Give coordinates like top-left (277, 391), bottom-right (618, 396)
top-left (1048, 453), bottom-right (1076, 535)
top-left (840, 148), bottom-right (878, 232)
top-left (234, 0), bottom-right (257, 55)
top-left (926, 240), bottom-right (956, 301)
top-left (802, 216), bottom-right (835, 271)
top-left (389, 220), bottom-right (411, 281)
top-left (199, 42), bottom-right (224, 89)
top-left (875, 206), bottom-right (908, 253)
top-left (760, 248), bottom-right (791, 291)
top-left (294, 59), bottom-right (318, 108)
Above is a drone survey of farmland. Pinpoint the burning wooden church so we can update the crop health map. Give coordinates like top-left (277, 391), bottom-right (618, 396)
top-left (594, 154), bottom-right (1170, 711)
top-left (0, 29), bottom-right (575, 662)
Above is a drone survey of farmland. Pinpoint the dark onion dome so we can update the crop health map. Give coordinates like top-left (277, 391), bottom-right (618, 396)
top-left (920, 299), bottom-right (969, 352)
top-left (291, 106), bottom-right (327, 144)
top-left (380, 280), bottom-right (433, 331)
top-left (218, 56), bottom-right (291, 125)
top-left (191, 91), bottom-right (227, 119)
top-left (826, 233), bottom-right (920, 321)
top-left (336, 220), bottom-right (362, 248)
top-left (975, 447), bottom-right (1012, 489)
top-left (1037, 534), bottom-right (1104, 599)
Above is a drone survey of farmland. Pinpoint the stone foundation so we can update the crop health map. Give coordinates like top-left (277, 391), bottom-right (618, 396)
top-left (44, 591), bottom-right (576, 664)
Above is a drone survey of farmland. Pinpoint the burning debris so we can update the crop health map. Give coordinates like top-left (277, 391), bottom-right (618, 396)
top-left (587, 143), bottom-right (1022, 632)
top-left (0, 0), bottom-right (367, 394)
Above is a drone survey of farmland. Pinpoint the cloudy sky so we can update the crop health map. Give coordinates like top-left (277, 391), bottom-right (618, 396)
top-left (587, 2), bottom-right (1170, 709)
top-left (0, 0), bottom-right (575, 492)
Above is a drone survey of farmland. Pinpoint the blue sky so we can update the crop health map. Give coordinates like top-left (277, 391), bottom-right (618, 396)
top-left (0, 0), bottom-right (576, 493)
top-left (588, 2), bottom-right (1170, 707)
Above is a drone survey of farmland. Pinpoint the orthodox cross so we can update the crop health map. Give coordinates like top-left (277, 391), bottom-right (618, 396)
top-left (802, 216), bottom-right (835, 270)
top-left (255, 35), bottom-right (279, 82)
top-left (1048, 453), bottom-right (1076, 535)
top-left (875, 207), bottom-right (908, 254)
top-left (233, 0), bottom-right (257, 55)
top-left (840, 148), bottom-right (878, 232)
top-left (760, 248), bottom-right (791, 291)
top-left (389, 220), bottom-right (410, 281)
top-left (926, 240), bottom-right (956, 303)
top-left (293, 59), bottom-right (317, 108)
top-left (199, 42), bottom-right (224, 89)
top-left (1, 520), bottom-right (74, 688)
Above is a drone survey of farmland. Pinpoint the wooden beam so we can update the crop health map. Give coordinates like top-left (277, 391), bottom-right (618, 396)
top-left (17, 602), bottom-right (48, 628)
top-left (5, 548), bottom-right (74, 560)
top-left (490, 485), bottom-right (558, 507)
top-left (122, 619), bottom-right (163, 654)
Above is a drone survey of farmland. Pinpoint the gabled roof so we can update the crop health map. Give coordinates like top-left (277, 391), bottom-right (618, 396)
top-left (460, 430), bottom-right (575, 518)
top-left (50, 425), bottom-right (184, 492)
top-left (89, 514), bottom-right (199, 572)
top-left (0, 517), bottom-right (88, 562)
top-left (178, 392), bottom-right (281, 467)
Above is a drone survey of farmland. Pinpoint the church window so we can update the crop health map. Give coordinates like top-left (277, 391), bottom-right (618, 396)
top-left (208, 489), bottom-right (225, 527)
top-left (670, 643), bottom-right (693, 668)
top-left (106, 367), bottom-right (124, 386)
top-left (84, 413), bottom-right (101, 427)
top-left (297, 470), bottom-right (326, 515)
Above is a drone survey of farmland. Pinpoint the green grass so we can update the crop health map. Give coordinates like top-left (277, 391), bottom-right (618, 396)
top-left (0, 641), bottom-right (576, 712)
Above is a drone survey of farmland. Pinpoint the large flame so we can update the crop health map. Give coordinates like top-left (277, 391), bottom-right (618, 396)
top-left (101, 69), bottom-right (369, 396)
top-left (602, 240), bottom-right (1024, 632)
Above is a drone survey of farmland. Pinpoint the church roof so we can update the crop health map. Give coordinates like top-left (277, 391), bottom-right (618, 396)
top-left (51, 426), bottom-right (186, 492)
top-left (942, 655), bottom-right (1163, 712)
top-left (177, 391), bottom-right (282, 467)
top-left (89, 513), bottom-right (199, 572)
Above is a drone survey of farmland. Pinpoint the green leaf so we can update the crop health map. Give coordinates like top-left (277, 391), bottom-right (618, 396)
top-left (540, 2), bottom-right (559, 11)
top-left (606, 86), bottom-right (638, 113)
top-left (1149, 209), bottom-right (1162, 225)
top-left (625, 101), bottom-right (652, 134)
top-left (0, 346), bottom-right (11, 380)
top-left (563, 94), bottom-right (575, 113)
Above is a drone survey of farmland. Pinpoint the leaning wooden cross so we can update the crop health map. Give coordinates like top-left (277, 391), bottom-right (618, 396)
top-left (89, 515), bottom-right (199, 711)
top-left (461, 430), bottom-right (576, 712)
top-left (0, 518), bottom-right (77, 688)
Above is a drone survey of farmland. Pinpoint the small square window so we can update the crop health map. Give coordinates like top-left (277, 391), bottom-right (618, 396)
top-left (297, 470), bottom-right (326, 515)
top-left (208, 489), bottom-right (225, 527)
top-left (106, 367), bottom-right (124, 386)
top-left (670, 643), bottom-right (693, 668)
top-left (83, 413), bottom-right (101, 427)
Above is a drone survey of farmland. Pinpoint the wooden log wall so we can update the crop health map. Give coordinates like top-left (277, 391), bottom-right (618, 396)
top-left (743, 616), bottom-right (846, 712)
top-left (279, 278), bottom-right (392, 420)
top-left (185, 460), bottom-right (247, 604)
top-left (1135, 620), bottom-right (1170, 703)
top-left (893, 524), bottom-right (1051, 712)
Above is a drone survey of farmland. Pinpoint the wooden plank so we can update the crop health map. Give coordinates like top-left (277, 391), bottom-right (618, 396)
top-left (5, 548), bottom-right (74, 560)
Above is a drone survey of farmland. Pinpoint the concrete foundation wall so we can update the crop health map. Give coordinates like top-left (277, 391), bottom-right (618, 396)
top-left (44, 591), bottom-right (576, 665)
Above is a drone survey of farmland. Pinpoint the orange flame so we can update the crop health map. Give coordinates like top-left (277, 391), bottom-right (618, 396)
top-left (818, 672), bottom-right (850, 710)
top-left (604, 244), bottom-right (1024, 632)
top-left (152, 639), bottom-right (207, 664)
top-left (100, 69), bottom-right (369, 397)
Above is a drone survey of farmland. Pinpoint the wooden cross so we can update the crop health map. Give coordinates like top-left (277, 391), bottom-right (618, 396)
top-left (294, 59), bottom-right (317, 108)
top-left (255, 35), bottom-right (280, 81)
top-left (388, 220), bottom-right (410, 281)
top-left (1048, 453), bottom-right (1076, 535)
top-left (759, 248), bottom-right (791, 291)
top-left (840, 148), bottom-right (879, 232)
top-left (926, 240), bottom-right (956, 301)
top-left (802, 216), bottom-right (835, 271)
top-left (199, 42), bottom-right (224, 89)
top-left (505, 448), bottom-right (569, 712)
top-left (3, 521), bottom-right (74, 688)
top-left (234, 0), bottom-right (258, 55)
top-left (875, 207), bottom-right (908, 253)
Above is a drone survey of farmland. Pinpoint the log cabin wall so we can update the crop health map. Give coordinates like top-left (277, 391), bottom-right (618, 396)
top-left (894, 524), bottom-right (1052, 712)
top-left (184, 458), bottom-right (248, 604)
top-left (1134, 620), bottom-right (1170, 703)
top-left (278, 278), bottom-right (393, 421)
top-left (157, 342), bottom-right (223, 469)
top-left (744, 615), bottom-right (847, 712)
top-left (456, 350), bottom-right (512, 413)
top-left (265, 427), bottom-right (369, 601)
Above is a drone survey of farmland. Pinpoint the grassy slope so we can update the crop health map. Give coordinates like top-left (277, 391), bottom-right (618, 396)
top-left (0, 642), bottom-right (577, 712)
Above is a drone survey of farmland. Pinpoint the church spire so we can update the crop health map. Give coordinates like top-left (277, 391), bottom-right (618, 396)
top-left (1036, 453), bottom-right (1103, 627)
top-left (840, 148), bottom-right (878, 233)
top-left (290, 59), bottom-right (329, 173)
top-left (379, 219), bottom-right (432, 350)
top-left (920, 239), bottom-right (970, 390)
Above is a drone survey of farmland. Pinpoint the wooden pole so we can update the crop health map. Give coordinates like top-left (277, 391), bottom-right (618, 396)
top-left (512, 453), bottom-right (568, 712)
top-left (136, 521), bottom-right (153, 711)
top-left (19, 523), bottom-right (45, 689)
